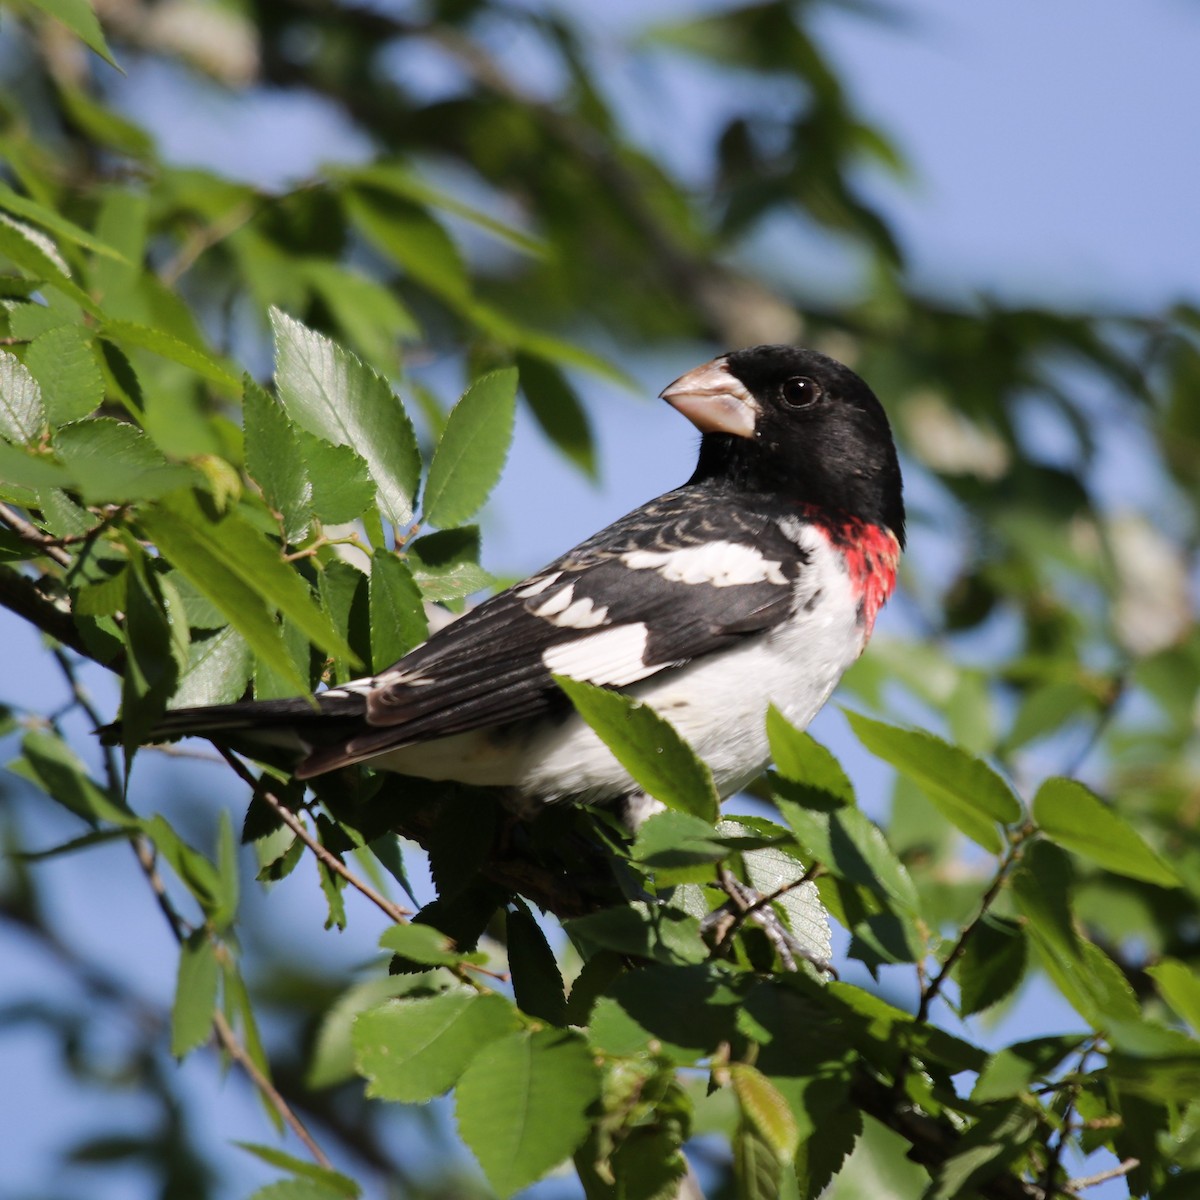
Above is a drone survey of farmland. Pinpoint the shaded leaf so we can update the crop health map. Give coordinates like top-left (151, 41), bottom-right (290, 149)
top-left (171, 930), bottom-right (218, 1058)
top-left (369, 553), bottom-right (427, 671)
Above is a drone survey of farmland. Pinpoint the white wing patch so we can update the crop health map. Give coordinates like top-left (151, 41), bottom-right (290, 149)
top-left (622, 540), bottom-right (787, 587)
top-left (532, 584), bottom-right (609, 628)
top-left (542, 623), bottom-right (653, 686)
top-left (516, 571), bottom-right (563, 599)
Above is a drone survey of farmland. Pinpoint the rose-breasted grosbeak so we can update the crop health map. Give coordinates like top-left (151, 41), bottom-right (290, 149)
top-left (130, 346), bottom-right (904, 810)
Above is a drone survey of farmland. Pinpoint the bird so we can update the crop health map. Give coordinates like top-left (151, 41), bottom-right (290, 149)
top-left (129, 345), bottom-right (904, 814)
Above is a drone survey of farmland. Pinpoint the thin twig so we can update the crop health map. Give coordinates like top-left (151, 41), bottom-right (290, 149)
top-left (1063, 1158), bottom-right (1139, 1194)
top-left (916, 822), bottom-right (1034, 1023)
top-left (211, 1010), bottom-right (333, 1168)
top-left (0, 501), bottom-right (73, 567)
top-left (1041, 1039), bottom-right (1099, 1197)
top-left (217, 748), bottom-right (412, 922)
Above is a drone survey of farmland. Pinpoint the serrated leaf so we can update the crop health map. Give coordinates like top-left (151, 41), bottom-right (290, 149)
top-left (292, 430), bottom-right (375, 526)
top-left (271, 309), bottom-right (420, 527)
top-left (422, 368), bottom-right (518, 528)
top-left (54, 419), bottom-right (193, 503)
top-left (378, 922), bottom-right (474, 966)
top-left (170, 626), bottom-right (253, 708)
top-left (24, 324), bottom-right (105, 424)
top-left (554, 676), bottom-right (719, 821)
top-left (171, 930), bottom-right (218, 1058)
top-left (243, 376), bottom-right (311, 543)
top-left (455, 1028), bottom-right (600, 1197)
top-left (926, 1102), bottom-right (1038, 1200)
top-left (506, 902), bottom-right (567, 1024)
top-left (0, 350), bottom-right (46, 443)
top-left (1033, 776), bottom-right (1179, 887)
top-left (369, 553), bottom-right (427, 671)
top-left (21, 0), bottom-right (119, 68)
top-left (564, 903), bottom-right (707, 966)
top-left (766, 705), bottom-right (854, 809)
top-left (634, 808), bottom-right (733, 881)
top-left (0, 439), bottom-right (70, 490)
top-left (731, 1063), bottom-right (800, 1162)
top-left (954, 915), bottom-right (1028, 1017)
top-left (406, 527), bottom-right (494, 602)
top-left (845, 711), bottom-right (1019, 853)
top-left (354, 990), bottom-right (519, 1103)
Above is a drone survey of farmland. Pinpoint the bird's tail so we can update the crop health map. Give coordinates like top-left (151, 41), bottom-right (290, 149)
top-left (97, 691), bottom-right (367, 757)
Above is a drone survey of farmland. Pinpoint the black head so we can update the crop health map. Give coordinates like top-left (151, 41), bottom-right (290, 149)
top-left (660, 345), bottom-right (905, 545)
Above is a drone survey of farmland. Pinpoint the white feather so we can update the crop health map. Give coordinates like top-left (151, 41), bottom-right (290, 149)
top-left (622, 541), bottom-right (786, 586)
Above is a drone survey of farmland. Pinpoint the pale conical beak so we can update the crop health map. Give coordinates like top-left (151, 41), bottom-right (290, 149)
top-left (659, 358), bottom-right (758, 438)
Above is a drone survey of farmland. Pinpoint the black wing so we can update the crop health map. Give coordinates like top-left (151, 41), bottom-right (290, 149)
top-left (294, 489), bottom-right (809, 773)
top-left (142, 489), bottom-right (812, 775)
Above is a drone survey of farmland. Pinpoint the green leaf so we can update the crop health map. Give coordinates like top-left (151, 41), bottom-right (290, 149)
top-left (766, 706), bottom-right (855, 809)
top-left (293, 431), bottom-right (376, 526)
top-left (0, 439), bottom-right (70, 490)
top-left (1033, 777), bottom-right (1180, 887)
top-left (406, 527), bottom-right (494, 602)
top-left (121, 556), bottom-right (187, 755)
top-left (0, 181), bottom-right (125, 261)
top-left (0, 214), bottom-right (100, 315)
top-left (564, 903), bottom-right (707, 966)
top-left (300, 259), bottom-right (419, 367)
top-left (344, 190), bottom-right (469, 305)
top-left (54, 419), bottom-right (193, 503)
top-left (235, 1145), bottom-right (360, 1199)
top-left (516, 354), bottom-right (596, 478)
top-left (271, 309), bottom-right (420, 527)
top-left (243, 376), bottom-right (312, 543)
top-left (422, 368), bottom-right (518, 528)
top-left (0, 350), bottom-right (47, 443)
top-left (24, 324), bottom-right (105, 424)
top-left (171, 930), bottom-right (218, 1058)
top-left (554, 676), bottom-right (719, 821)
top-left (455, 1027), bottom-right (601, 1197)
top-left (101, 318), bottom-right (240, 392)
top-left (140, 490), bottom-right (355, 677)
top-left (170, 626), bottom-right (254, 708)
top-left (248, 1181), bottom-right (349, 1200)
top-left (308, 976), bottom-right (417, 1089)
top-left (377, 922), bottom-right (475, 966)
top-left (971, 1035), bottom-right (1088, 1103)
top-left (1148, 959), bottom-right (1200, 1033)
top-left (12, 729), bottom-right (135, 827)
top-left (954, 915), bottom-right (1028, 1017)
top-left (20, 0), bottom-right (119, 68)
top-left (506, 901), bottom-right (567, 1025)
top-left (369, 553), bottom-right (428, 671)
top-left (845, 710), bottom-right (1020, 853)
top-left (353, 990), bottom-right (519, 1103)
top-left (144, 814), bottom-right (223, 911)
top-left (633, 808), bottom-right (734, 881)
top-left (734, 1121), bottom-right (783, 1200)
top-left (926, 1102), bottom-right (1038, 1200)
top-left (731, 1063), bottom-right (801, 1162)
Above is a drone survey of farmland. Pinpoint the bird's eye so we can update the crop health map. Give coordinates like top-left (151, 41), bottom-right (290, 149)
top-left (780, 376), bottom-right (822, 408)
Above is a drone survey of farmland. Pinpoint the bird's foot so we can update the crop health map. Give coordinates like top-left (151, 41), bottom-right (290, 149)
top-left (703, 867), bottom-right (837, 978)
